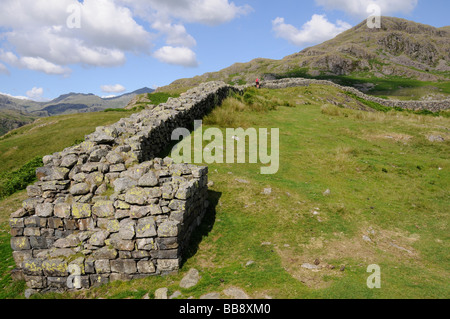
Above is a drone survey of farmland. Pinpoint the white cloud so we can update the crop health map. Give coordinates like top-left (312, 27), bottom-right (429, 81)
top-left (119, 0), bottom-right (252, 66)
top-left (119, 0), bottom-right (252, 26)
top-left (315, 0), bottom-right (418, 18)
top-left (153, 46), bottom-right (199, 67)
top-left (0, 0), bottom-right (152, 74)
top-left (167, 0), bottom-right (252, 26)
top-left (101, 84), bottom-right (126, 93)
top-left (152, 21), bottom-right (197, 48)
top-left (0, 63), bottom-right (9, 75)
top-left (272, 15), bottom-right (352, 47)
top-left (0, 50), bottom-right (20, 65)
top-left (21, 57), bottom-right (71, 76)
top-left (0, 92), bottom-right (29, 100)
top-left (0, 50), bottom-right (71, 76)
top-left (0, 0), bottom-right (252, 72)
top-left (26, 87), bottom-right (44, 100)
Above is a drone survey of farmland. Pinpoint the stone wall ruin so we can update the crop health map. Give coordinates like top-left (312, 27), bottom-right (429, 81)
top-left (8, 78), bottom-right (447, 294)
top-left (9, 81), bottom-right (239, 293)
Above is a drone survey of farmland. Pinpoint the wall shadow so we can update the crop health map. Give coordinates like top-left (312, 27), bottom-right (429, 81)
top-left (180, 190), bottom-right (222, 267)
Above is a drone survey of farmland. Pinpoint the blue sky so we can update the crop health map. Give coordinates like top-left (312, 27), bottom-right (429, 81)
top-left (0, 0), bottom-right (448, 101)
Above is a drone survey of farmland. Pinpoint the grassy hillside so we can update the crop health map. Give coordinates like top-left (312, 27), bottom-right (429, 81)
top-left (0, 110), bottom-right (136, 201)
top-left (0, 85), bottom-right (448, 299)
top-left (0, 110), bottom-right (134, 173)
top-left (0, 110), bottom-right (37, 137)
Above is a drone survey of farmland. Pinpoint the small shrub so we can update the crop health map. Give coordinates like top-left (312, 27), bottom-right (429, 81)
top-left (203, 97), bottom-right (247, 127)
top-left (103, 108), bottom-right (130, 113)
top-left (71, 138), bottom-right (85, 146)
top-left (321, 104), bottom-right (341, 116)
top-left (0, 156), bottom-right (43, 199)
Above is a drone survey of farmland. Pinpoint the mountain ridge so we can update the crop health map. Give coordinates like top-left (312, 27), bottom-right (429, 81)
top-left (156, 17), bottom-right (450, 95)
top-left (0, 87), bottom-right (154, 135)
top-left (0, 87), bottom-right (155, 114)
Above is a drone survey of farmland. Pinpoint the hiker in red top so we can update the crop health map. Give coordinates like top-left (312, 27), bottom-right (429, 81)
top-left (255, 78), bottom-right (260, 89)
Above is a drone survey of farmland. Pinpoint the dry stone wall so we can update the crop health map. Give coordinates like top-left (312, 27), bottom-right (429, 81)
top-left (261, 78), bottom-right (450, 112)
top-left (9, 78), bottom-right (446, 294)
top-left (9, 81), bottom-right (239, 294)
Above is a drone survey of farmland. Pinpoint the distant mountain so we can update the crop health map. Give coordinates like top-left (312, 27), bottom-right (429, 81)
top-left (0, 109), bottom-right (37, 136)
top-left (0, 87), bottom-right (154, 135)
top-left (0, 87), bottom-right (154, 115)
top-left (158, 17), bottom-right (450, 92)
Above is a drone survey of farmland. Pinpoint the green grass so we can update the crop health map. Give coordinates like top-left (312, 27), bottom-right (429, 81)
top-left (103, 108), bottom-right (131, 113)
top-left (0, 110), bottom-right (135, 174)
top-left (122, 92), bottom-right (182, 112)
top-left (0, 156), bottom-right (43, 200)
top-left (0, 110), bottom-right (37, 136)
top-left (0, 110), bottom-right (136, 202)
top-left (147, 92), bottom-right (180, 105)
top-left (0, 86), bottom-right (448, 299)
top-left (0, 221), bottom-right (26, 299)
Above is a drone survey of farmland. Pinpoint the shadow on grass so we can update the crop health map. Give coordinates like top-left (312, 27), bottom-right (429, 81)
top-left (180, 190), bottom-right (222, 267)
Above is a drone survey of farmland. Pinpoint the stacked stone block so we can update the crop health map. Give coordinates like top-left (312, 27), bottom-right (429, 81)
top-left (10, 159), bottom-right (208, 292)
top-left (9, 81), bottom-right (234, 293)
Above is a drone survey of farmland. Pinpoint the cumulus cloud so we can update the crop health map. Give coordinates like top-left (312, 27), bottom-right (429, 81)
top-left (153, 46), bottom-right (199, 67)
top-left (26, 87), bottom-right (44, 100)
top-left (101, 84), bottom-right (127, 93)
top-left (315, 0), bottom-right (418, 18)
top-left (21, 57), bottom-right (72, 76)
top-left (0, 63), bottom-right (9, 75)
top-left (272, 15), bottom-right (352, 47)
top-left (0, 92), bottom-right (29, 100)
top-left (0, 50), bottom-right (71, 75)
top-left (0, 0), bottom-right (251, 71)
top-left (119, 0), bottom-right (252, 66)
top-left (0, 0), bottom-right (152, 74)
top-left (152, 21), bottom-right (197, 48)
top-left (119, 0), bottom-right (252, 26)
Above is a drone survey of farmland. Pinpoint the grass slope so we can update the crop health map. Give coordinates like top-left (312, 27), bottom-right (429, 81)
top-left (0, 86), bottom-right (448, 299)
top-left (0, 110), bottom-right (135, 173)
top-left (0, 110), bottom-right (37, 136)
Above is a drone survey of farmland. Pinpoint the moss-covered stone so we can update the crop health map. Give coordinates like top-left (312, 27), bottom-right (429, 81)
top-left (42, 259), bottom-right (68, 276)
top-left (125, 187), bottom-right (162, 205)
top-left (72, 203), bottom-right (92, 219)
top-left (22, 259), bottom-right (43, 275)
top-left (136, 217), bottom-right (157, 238)
top-left (92, 200), bottom-right (115, 218)
top-left (157, 220), bottom-right (180, 238)
top-left (11, 237), bottom-right (30, 251)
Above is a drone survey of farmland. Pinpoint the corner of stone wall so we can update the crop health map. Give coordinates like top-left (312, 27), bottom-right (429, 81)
top-left (9, 81), bottom-right (239, 294)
